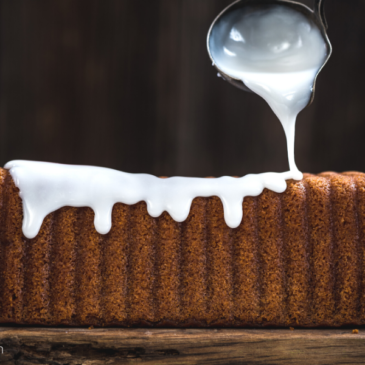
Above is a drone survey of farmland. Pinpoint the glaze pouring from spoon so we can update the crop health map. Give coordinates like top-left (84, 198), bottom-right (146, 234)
top-left (207, 0), bottom-right (332, 175)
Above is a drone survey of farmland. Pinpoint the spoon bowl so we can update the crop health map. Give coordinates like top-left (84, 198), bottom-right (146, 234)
top-left (207, 0), bottom-right (332, 105)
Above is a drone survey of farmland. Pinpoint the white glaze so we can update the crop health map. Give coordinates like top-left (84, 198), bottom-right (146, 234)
top-left (5, 160), bottom-right (301, 239)
top-left (4, 5), bottom-right (330, 238)
top-left (209, 4), bottom-right (328, 174)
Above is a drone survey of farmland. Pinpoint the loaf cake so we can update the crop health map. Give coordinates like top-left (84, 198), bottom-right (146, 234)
top-left (0, 167), bottom-right (365, 327)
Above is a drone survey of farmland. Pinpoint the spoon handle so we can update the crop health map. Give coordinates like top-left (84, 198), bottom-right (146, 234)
top-left (314, 0), bottom-right (328, 29)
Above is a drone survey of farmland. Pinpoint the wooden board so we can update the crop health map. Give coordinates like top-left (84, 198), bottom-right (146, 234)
top-left (0, 328), bottom-right (364, 364)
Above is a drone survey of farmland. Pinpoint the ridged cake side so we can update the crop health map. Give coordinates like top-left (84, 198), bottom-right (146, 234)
top-left (0, 168), bottom-right (365, 327)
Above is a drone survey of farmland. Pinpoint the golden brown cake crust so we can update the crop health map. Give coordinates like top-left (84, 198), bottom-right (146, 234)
top-left (1, 168), bottom-right (365, 327)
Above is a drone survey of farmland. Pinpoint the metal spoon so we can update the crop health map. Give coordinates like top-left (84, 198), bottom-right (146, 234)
top-left (207, 0), bottom-right (332, 105)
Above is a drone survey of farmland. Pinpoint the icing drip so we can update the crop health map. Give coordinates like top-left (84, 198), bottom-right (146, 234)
top-left (5, 160), bottom-right (302, 239)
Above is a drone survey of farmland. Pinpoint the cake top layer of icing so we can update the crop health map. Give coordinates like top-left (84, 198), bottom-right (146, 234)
top-left (5, 160), bottom-right (302, 239)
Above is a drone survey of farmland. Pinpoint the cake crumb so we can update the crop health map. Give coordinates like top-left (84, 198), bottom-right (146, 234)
top-left (353, 329), bottom-right (359, 334)
top-left (289, 327), bottom-right (294, 331)
top-left (88, 326), bottom-right (94, 330)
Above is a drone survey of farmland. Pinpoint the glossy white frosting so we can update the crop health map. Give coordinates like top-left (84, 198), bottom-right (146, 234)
top-left (3, 5), bottom-right (330, 239)
top-left (5, 160), bottom-right (301, 239)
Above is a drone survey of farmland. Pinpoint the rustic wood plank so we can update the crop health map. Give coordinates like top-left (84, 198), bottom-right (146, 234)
top-left (0, 328), bottom-right (364, 364)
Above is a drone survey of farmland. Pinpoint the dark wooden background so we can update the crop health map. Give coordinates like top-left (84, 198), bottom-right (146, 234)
top-left (0, 0), bottom-right (364, 177)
